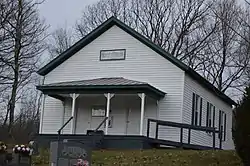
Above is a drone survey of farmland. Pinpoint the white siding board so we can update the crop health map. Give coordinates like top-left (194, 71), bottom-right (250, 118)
top-left (41, 96), bottom-right (63, 134)
top-left (182, 75), bottom-right (234, 149)
top-left (42, 25), bottom-right (185, 139)
top-left (61, 98), bottom-right (72, 134)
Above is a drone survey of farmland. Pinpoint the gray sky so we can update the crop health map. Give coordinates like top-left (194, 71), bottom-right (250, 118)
top-left (39, 0), bottom-right (99, 33)
top-left (39, 0), bottom-right (247, 34)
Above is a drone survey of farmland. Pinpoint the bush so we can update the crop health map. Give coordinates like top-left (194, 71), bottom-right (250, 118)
top-left (32, 148), bottom-right (50, 165)
top-left (232, 85), bottom-right (250, 166)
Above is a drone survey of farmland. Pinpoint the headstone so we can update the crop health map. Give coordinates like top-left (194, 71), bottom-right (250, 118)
top-left (0, 153), bottom-right (6, 166)
top-left (12, 153), bottom-right (31, 166)
top-left (50, 141), bottom-right (91, 166)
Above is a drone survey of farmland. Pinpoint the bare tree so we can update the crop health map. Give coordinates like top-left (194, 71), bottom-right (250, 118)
top-left (75, 0), bottom-right (133, 38)
top-left (48, 27), bottom-right (74, 59)
top-left (0, 0), bottom-right (47, 134)
top-left (15, 87), bottom-right (42, 141)
top-left (75, 0), bottom-right (217, 69)
top-left (130, 0), bottom-right (216, 69)
top-left (200, 0), bottom-right (250, 96)
top-left (245, 0), bottom-right (250, 6)
top-left (73, 0), bottom-right (249, 97)
top-left (76, 0), bottom-right (214, 63)
top-left (0, 85), bottom-right (42, 143)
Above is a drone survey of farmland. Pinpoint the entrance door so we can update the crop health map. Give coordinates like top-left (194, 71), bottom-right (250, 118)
top-left (125, 108), bottom-right (140, 135)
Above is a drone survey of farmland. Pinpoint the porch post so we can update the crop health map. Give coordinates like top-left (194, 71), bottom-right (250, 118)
top-left (138, 93), bottom-right (146, 136)
top-left (39, 94), bottom-right (46, 134)
top-left (61, 101), bottom-right (66, 134)
top-left (70, 93), bottom-right (79, 134)
top-left (104, 93), bottom-right (114, 135)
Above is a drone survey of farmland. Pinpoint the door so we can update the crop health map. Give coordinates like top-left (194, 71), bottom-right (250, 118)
top-left (125, 108), bottom-right (140, 135)
top-left (75, 102), bottom-right (91, 134)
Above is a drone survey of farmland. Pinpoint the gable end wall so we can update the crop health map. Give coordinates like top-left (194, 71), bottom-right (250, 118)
top-left (40, 25), bottom-right (185, 140)
top-left (182, 74), bottom-right (234, 149)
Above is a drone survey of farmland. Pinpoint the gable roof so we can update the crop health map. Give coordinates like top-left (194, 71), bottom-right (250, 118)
top-left (37, 16), bottom-right (236, 106)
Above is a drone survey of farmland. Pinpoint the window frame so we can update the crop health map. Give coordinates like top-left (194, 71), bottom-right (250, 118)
top-left (219, 110), bottom-right (227, 141)
top-left (206, 102), bottom-right (213, 128)
top-left (206, 102), bottom-right (216, 135)
top-left (192, 93), bottom-right (203, 126)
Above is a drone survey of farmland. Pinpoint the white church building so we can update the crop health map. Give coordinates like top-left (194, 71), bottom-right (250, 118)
top-left (36, 17), bottom-right (235, 150)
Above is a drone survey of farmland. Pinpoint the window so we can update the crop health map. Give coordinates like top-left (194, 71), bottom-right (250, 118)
top-left (192, 93), bottom-right (203, 126)
top-left (206, 102), bottom-right (215, 128)
top-left (219, 111), bottom-right (227, 141)
top-left (92, 106), bottom-right (106, 117)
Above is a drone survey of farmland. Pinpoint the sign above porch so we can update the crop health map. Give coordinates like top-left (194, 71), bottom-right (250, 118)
top-left (100, 49), bottom-right (126, 61)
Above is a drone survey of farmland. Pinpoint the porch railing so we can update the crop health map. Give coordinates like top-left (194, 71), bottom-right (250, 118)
top-left (95, 117), bottom-right (108, 132)
top-left (146, 118), bottom-right (222, 149)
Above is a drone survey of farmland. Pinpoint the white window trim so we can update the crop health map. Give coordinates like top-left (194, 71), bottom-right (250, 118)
top-left (219, 110), bottom-right (227, 141)
top-left (192, 93), bottom-right (202, 126)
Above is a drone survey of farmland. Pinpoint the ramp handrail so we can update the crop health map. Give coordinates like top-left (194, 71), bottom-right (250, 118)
top-left (95, 117), bottom-right (108, 132)
top-left (147, 118), bottom-right (223, 149)
top-left (57, 116), bottom-right (73, 141)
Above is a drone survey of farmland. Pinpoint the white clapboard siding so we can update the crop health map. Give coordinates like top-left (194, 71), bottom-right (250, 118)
top-left (61, 98), bottom-right (72, 134)
top-left (41, 96), bottom-right (64, 134)
top-left (42, 25), bottom-right (185, 140)
top-left (182, 75), bottom-right (234, 149)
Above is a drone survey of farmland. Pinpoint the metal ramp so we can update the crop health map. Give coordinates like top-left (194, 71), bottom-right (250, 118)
top-left (146, 119), bottom-right (223, 150)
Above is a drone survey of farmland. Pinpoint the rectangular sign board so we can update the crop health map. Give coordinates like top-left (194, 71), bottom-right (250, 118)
top-left (100, 49), bottom-right (126, 61)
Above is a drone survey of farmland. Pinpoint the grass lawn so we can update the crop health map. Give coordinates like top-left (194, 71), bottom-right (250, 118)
top-left (33, 149), bottom-right (242, 166)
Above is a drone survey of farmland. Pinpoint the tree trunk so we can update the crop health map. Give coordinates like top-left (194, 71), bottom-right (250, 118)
top-left (8, 73), bottom-right (18, 133)
top-left (8, 0), bottom-right (22, 134)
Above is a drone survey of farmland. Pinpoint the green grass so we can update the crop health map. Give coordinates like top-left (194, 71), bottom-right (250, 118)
top-left (33, 149), bottom-right (242, 166)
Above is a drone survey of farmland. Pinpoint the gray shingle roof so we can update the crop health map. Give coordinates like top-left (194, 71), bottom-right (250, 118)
top-left (44, 77), bottom-right (147, 87)
top-left (37, 77), bottom-right (166, 99)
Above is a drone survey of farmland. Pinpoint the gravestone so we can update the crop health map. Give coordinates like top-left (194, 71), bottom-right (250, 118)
top-left (0, 153), bottom-right (6, 166)
top-left (50, 141), bottom-right (91, 166)
top-left (11, 153), bottom-right (31, 166)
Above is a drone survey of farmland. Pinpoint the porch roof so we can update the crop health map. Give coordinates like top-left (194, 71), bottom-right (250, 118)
top-left (36, 77), bottom-right (166, 100)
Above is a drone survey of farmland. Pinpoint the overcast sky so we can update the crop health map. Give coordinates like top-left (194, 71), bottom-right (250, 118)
top-left (39, 0), bottom-right (247, 34)
top-left (39, 0), bottom-right (99, 33)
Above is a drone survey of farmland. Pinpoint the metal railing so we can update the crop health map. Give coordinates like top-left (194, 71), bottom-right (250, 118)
top-left (57, 116), bottom-right (73, 141)
top-left (95, 117), bottom-right (108, 132)
top-left (147, 118), bottom-right (223, 149)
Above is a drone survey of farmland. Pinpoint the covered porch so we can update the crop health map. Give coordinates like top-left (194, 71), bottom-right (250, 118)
top-left (37, 77), bottom-right (166, 136)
